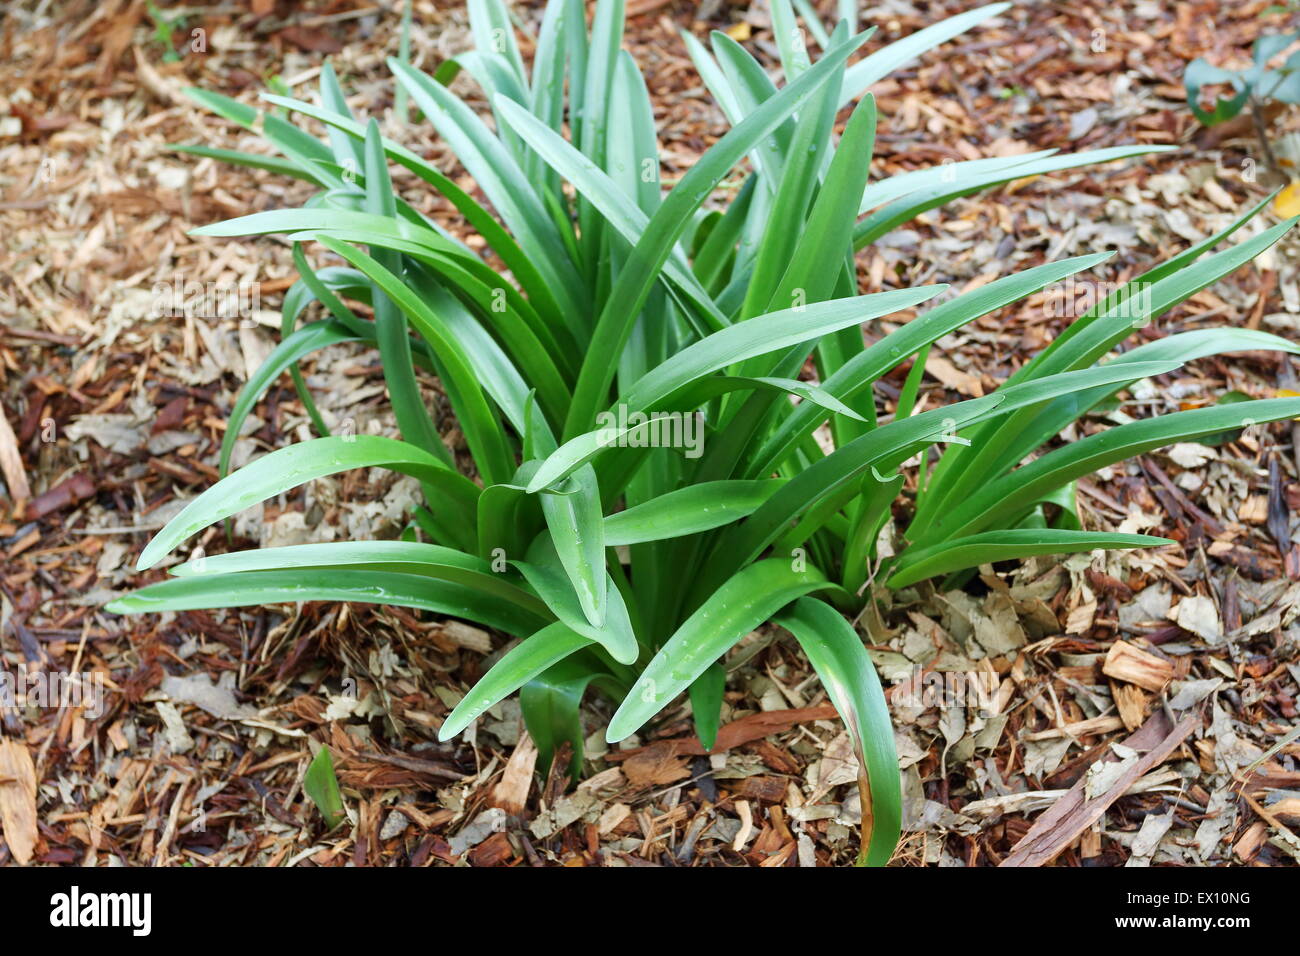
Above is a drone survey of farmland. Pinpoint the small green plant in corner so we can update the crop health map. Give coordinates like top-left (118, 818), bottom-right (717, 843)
top-left (1184, 22), bottom-right (1300, 212)
top-left (111, 0), bottom-right (1300, 866)
top-left (303, 745), bottom-right (346, 830)
top-left (145, 1), bottom-right (187, 64)
top-left (1185, 27), bottom-right (1300, 127)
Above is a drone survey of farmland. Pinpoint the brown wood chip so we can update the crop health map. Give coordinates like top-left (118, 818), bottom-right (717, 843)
top-left (0, 739), bottom-right (38, 864)
top-left (1000, 710), bottom-right (1199, 867)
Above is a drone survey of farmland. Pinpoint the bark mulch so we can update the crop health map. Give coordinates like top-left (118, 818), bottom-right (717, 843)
top-left (0, 0), bottom-right (1297, 866)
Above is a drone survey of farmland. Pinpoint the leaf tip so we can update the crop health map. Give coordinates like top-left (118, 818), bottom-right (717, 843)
top-left (604, 704), bottom-right (639, 745)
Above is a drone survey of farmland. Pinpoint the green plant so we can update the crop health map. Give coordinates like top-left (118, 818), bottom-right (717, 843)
top-left (110, 0), bottom-right (1300, 866)
top-left (1185, 26), bottom-right (1300, 203)
top-left (303, 745), bottom-right (346, 830)
top-left (146, 1), bottom-right (187, 64)
top-left (1186, 32), bottom-right (1300, 128)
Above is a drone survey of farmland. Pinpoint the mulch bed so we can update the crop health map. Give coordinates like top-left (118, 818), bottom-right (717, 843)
top-left (0, 0), bottom-right (1297, 866)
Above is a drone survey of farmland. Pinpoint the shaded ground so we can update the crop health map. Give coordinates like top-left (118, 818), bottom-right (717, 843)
top-left (0, 0), bottom-right (1298, 866)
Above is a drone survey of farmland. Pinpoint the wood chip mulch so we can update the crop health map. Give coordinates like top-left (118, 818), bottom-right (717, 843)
top-left (0, 0), bottom-right (1298, 866)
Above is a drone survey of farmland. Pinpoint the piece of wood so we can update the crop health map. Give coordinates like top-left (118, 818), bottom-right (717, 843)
top-left (735, 776), bottom-right (788, 803)
top-left (606, 704), bottom-right (840, 764)
top-left (1103, 640), bottom-right (1174, 691)
top-left (437, 620), bottom-right (492, 654)
top-left (24, 472), bottom-right (94, 520)
top-left (1000, 710), bottom-right (1199, 867)
top-left (488, 731), bottom-right (537, 816)
top-left (469, 830), bottom-right (515, 867)
top-left (1266, 796), bottom-right (1300, 823)
top-left (1112, 681), bottom-right (1149, 731)
top-left (0, 404), bottom-right (31, 507)
top-left (1234, 821), bottom-right (1268, 862)
top-left (0, 739), bottom-right (38, 864)
top-left (1023, 715), bottom-right (1124, 741)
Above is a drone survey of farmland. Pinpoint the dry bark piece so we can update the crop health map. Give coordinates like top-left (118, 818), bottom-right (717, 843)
top-left (1102, 640), bottom-right (1174, 691)
top-left (735, 776), bottom-right (788, 803)
top-left (0, 739), bottom-right (38, 864)
top-left (469, 830), bottom-right (515, 867)
top-left (489, 731), bottom-right (537, 816)
top-left (622, 742), bottom-right (692, 788)
top-left (1269, 796), bottom-right (1300, 823)
top-left (437, 621), bottom-right (492, 654)
top-left (24, 472), bottom-right (95, 520)
top-left (1234, 821), bottom-right (1269, 862)
top-left (1023, 715), bottom-right (1124, 741)
top-left (0, 404), bottom-right (30, 506)
top-left (1112, 681), bottom-right (1149, 732)
top-left (278, 25), bottom-right (343, 54)
top-left (1000, 710), bottom-right (1199, 867)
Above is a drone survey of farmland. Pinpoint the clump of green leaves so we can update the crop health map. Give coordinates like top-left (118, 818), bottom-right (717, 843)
top-left (110, 0), bottom-right (1300, 865)
top-left (1186, 32), bottom-right (1300, 127)
top-left (1185, 28), bottom-right (1300, 194)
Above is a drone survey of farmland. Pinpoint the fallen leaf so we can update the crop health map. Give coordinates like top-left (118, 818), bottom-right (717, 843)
top-left (161, 671), bottom-right (258, 720)
top-left (1169, 594), bottom-right (1223, 645)
top-left (1275, 180), bottom-right (1300, 219)
top-left (926, 355), bottom-right (984, 396)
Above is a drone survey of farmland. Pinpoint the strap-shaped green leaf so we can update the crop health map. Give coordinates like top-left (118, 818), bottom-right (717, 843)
top-left (319, 62), bottom-right (364, 169)
top-left (540, 464), bottom-right (609, 630)
top-left (258, 91), bottom-right (569, 330)
top-left (494, 95), bottom-right (728, 335)
top-left (607, 558), bottom-right (840, 741)
top-left (837, 2), bottom-right (1010, 107)
top-left (389, 58), bottom-right (588, 323)
top-left (219, 319), bottom-right (363, 480)
top-left (521, 653), bottom-right (610, 782)
top-left (887, 529), bottom-right (1175, 590)
top-left (526, 288), bottom-right (943, 491)
top-left (854, 146), bottom-right (1174, 249)
top-left (168, 540), bottom-right (548, 618)
top-left (107, 569), bottom-right (545, 637)
top-left (136, 436), bottom-right (480, 570)
top-left (514, 533), bottom-right (637, 665)
top-left (688, 662), bottom-right (726, 751)
top-left (316, 237), bottom-right (515, 486)
top-left (702, 397), bottom-right (1004, 597)
top-left (603, 480), bottom-right (785, 545)
top-left (774, 597), bottom-right (900, 866)
top-left (915, 217), bottom-right (1300, 533)
top-left (440, 621), bottom-right (594, 741)
top-left (935, 398), bottom-right (1300, 540)
top-left (169, 144), bottom-right (312, 180)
